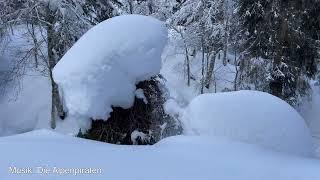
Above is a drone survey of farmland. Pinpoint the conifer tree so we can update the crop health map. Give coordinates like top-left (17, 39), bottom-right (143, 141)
top-left (237, 0), bottom-right (319, 105)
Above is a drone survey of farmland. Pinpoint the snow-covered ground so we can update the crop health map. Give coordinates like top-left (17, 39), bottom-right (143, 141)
top-left (0, 75), bottom-right (51, 136)
top-left (0, 129), bottom-right (320, 180)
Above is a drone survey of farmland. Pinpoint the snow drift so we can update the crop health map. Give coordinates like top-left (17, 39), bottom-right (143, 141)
top-left (1, 130), bottom-right (320, 180)
top-left (182, 90), bottom-right (313, 156)
top-left (53, 15), bottom-right (168, 120)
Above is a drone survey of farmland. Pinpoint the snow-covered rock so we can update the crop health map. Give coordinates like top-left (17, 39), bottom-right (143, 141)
top-left (53, 15), bottom-right (168, 120)
top-left (182, 90), bottom-right (313, 156)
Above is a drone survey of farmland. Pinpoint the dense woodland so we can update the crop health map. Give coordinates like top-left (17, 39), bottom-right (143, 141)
top-left (0, 0), bottom-right (319, 132)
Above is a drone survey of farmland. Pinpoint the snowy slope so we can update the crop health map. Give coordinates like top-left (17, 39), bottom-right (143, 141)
top-left (0, 130), bottom-right (319, 180)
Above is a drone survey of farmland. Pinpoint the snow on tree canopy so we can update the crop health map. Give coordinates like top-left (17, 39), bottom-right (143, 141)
top-left (182, 91), bottom-right (313, 156)
top-left (53, 15), bottom-right (168, 120)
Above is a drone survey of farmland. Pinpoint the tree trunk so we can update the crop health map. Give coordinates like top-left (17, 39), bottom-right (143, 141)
top-left (206, 52), bottom-right (210, 73)
top-left (46, 6), bottom-right (65, 129)
top-left (234, 49), bottom-right (239, 91)
top-left (147, 0), bottom-right (154, 15)
top-left (128, 1), bottom-right (133, 14)
top-left (174, 27), bottom-right (191, 87)
top-left (50, 80), bottom-right (56, 129)
top-left (185, 47), bottom-right (191, 86)
top-left (27, 23), bottom-right (39, 68)
top-left (205, 52), bottom-right (216, 89)
top-left (200, 36), bottom-right (205, 94)
top-left (223, 1), bottom-right (229, 66)
top-left (270, 9), bottom-right (288, 98)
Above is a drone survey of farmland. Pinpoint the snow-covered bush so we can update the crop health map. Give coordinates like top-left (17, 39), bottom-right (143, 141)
top-left (53, 15), bottom-right (181, 144)
top-left (82, 77), bottom-right (182, 145)
top-left (182, 90), bottom-right (313, 156)
top-left (53, 15), bottom-right (167, 120)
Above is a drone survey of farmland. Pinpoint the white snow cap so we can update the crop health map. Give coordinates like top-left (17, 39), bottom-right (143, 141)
top-left (182, 90), bottom-right (313, 156)
top-left (135, 89), bottom-right (148, 104)
top-left (53, 15), bottom-right (168, 120)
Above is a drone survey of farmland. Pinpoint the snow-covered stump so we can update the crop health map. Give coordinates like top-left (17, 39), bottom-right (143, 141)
top-left (53, 15), bottom-right (181, 144)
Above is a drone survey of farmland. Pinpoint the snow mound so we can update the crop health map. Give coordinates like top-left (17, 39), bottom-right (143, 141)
top-left (182, 90), bottom-right (313, 156)
top-left (53, 15), bottom-right (168, 120)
